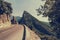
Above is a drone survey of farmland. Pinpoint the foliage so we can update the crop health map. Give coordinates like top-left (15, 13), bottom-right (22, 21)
top-left (0, 0), bottom-right (12, 15)
top-left (36, 0), bottom-right (60, 38)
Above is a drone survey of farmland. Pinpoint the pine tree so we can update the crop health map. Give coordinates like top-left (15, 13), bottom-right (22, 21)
top-left (0, 0), bottom-right (13, 15)
top-left (37, 0), bottom-right (60, 38)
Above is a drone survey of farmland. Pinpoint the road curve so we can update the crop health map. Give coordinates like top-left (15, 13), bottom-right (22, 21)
top-left (0, 24), bottom-right (40, 40)
top-left (0, 24), bottom-right (24, 40)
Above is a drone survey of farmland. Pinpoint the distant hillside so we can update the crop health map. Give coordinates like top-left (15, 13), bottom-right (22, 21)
top-left (10, 16), bottom-right (21, 23)
top-left (15, 16), bottom-right (21, 22)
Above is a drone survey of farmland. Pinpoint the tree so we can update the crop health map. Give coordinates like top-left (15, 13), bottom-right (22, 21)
top-left (11, 16), bottom-right (18, 24)
top-left (0, 0), bottom-right (13, 15)
top-left (0, 0), bottom-right (13, 21)
top-left (36, 0), bottom-right (60, 38)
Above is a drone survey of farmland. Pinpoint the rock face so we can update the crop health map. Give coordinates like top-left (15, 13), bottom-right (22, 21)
top-left (19, 11), bottom-right (59, 40)
top-left (0, 13), bottom-right (11, 30)
top-left (19, 11), bottom-right (51, 34)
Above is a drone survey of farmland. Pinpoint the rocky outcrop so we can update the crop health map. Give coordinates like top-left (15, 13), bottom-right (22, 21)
top-left (19, 11), bottom-right (52, 35)
top-left (19, 11), bottom-right (59, 40)
top-left (0, 13), bottom-right (11, 30)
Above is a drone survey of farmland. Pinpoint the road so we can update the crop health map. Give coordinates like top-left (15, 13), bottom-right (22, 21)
top-left (0, 24), bottom-right (40, 40)
top-left (0, 24), bottom-right (24, 40)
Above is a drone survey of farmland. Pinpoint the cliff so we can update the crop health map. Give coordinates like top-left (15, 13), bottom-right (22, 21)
top-left (0, 14), bottom-right (11, 30)
top-left (19, 11), bottom-right (59, 40)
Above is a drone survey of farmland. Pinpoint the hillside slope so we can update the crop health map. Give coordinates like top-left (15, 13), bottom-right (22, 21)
top-left (19, 11), bottom-right (59, 40)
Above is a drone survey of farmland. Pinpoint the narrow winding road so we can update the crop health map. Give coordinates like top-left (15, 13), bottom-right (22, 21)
top-left (0, 24), bottom-right (24, 40)
top-left (0, 24), bottom-right (40, 40)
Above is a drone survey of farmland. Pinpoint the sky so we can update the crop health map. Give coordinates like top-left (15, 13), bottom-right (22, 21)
top-left (6, 0), bottom-right (49, 22)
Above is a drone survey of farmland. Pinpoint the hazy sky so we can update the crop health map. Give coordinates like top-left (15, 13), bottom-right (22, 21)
top-left (6, 0), bottom-right (49, 22)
